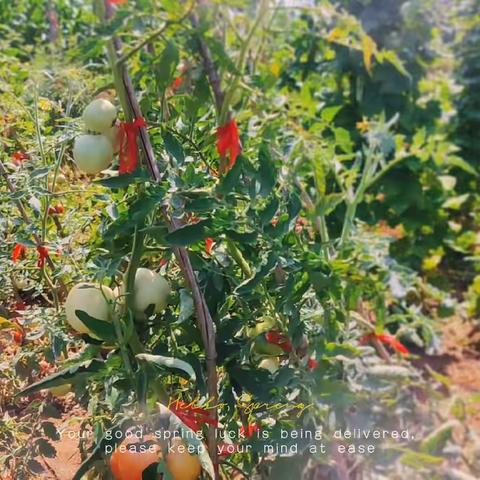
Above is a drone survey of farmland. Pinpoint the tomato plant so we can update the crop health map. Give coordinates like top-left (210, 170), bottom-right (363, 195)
top-left (0, 1), bottom-right (478, 480)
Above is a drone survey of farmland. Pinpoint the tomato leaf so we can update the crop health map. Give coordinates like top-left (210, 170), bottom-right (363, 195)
top-left (165, 219), bottom-right (212, 246)
top-left (136, 353), bottom-right (196, 381)
top-left (75, 310), bottom-right (117, 342)
top-left (17, 359), bottom-right (105, 397)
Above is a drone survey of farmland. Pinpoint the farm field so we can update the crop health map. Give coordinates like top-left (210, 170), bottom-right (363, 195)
top-left (0, 1), bottom-right (479, 479)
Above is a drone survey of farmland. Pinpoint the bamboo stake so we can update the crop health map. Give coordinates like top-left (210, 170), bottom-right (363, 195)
top-left (101, 1), bottom-right (219, 472)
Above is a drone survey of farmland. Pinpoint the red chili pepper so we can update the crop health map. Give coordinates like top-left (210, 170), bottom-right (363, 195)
top-left (216, 119), bottom-right (241, 172)
top-left (12, 243), bottom-right (26, 262)
top-left (265, 331), bottom-right (292, 353)
top-left (205, 237), bottom-right (215, 255)
top-left (36, 246), bottom-right (49, 268)
top-left (307, 357), bottom-right (319, 371)
top-left (170, 400), bottom-right (217, 432)
top-left (107, 0), bottom-right (127, 5)
top-left (360, 332), bottom-right (409, 355)
top-left (11, 151), bottom-right (29, 165)
top-left (118, 118), bottom-right (146, 174)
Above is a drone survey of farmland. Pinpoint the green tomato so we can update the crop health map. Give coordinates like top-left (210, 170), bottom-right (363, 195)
top-left (245, 316), bottom-right (277, 338)
top-left (65, 283), bottom-right (114, 335)
top-left (82, 98), bottom-right (117, 133)
top-left (258, 357), bottom-right (279, 374)
top-left (73, 134), bottom-right (113, 174)
top-left (252, 335), bottom-right (284, 356)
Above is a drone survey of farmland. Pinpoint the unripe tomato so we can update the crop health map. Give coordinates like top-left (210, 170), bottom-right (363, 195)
top-left (251, 335), bottom-right (284, 356)
top-left (104, 124), bottom-right (122, 154)
top-left (48, 384), bottom-right (71, 397)
top-left (258, 357), bottom-right (280, 374)
top-left (73, 134), bottom-right (113, 174)
top-left (165, 438), bottom-right (202, 480)
top-left (65, 283), bottom-right (114, 335)
top-left (110, 436), bottom-right (161, 480)
top-left (245, 316), bottom-right (277, 338)
top-left (127, 268), bottom-right (171, 320)
top-left (82, 98), bottom-right (117, 133)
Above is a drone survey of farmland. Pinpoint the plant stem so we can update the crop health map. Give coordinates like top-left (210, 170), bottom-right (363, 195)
top-left (226, 239), bottom-right (252, 277)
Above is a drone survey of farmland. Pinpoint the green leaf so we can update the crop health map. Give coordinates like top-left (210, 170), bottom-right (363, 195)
top-left (399, 449), bottom-right (444, 468)
top-left (446, 155), bottom-right (478, 176)
top-left (235, 253), bottom-right (277, 295)
top-left (320, 106), bottom-right (342, 123)
top-left (17, 359), bottom-right (105, 397)
top-left (217, 155), bottom-right (243, 194)
top-left (442, 194), bottom-right (470, 210)
top-left (136, 354), bottom-right (196, 381)
top-left (36, 438), bottom-right (56, 458)
top-left (258, 197), bottom-right (279, 225)
top-left (165, 219), bottom-right (211, 246)
top-left (163, 131), bottom-right (185, 164)
top-left (156, 42), bottom-right (179, 91)
top-left (75, 310), bottom-right (116, 342)
top-left (420, 420), bottom-right (457, 455)
top-left (178, 289), bottom-right (194, 323)
top-left (257, 144), bottom-right (276, 197)
top-left (98, 170), bottom-right (149, 189)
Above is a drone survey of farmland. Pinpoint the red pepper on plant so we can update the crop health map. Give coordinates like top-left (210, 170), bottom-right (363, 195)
top-left (216, 118), bottom-right (241, 173)
top-left (360, 332), bottom-right (409, 355)
top-left (118, 118), bottom-right (146, 174)
top-left (12, 243), bottom-right (26, 262)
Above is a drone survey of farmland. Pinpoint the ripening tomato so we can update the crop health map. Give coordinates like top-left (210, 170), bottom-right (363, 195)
top-left (165, 438), bottom-right (202, 480)
top-left (110, 436), bottom-right (161, 480)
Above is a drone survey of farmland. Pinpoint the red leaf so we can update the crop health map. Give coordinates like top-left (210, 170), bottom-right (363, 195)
top-left (12, 244), bottom-right (26, 262)
top-left (118, 118), bottom-right (146, 174)
top-left (216, 119), bottom-right (241, 172)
